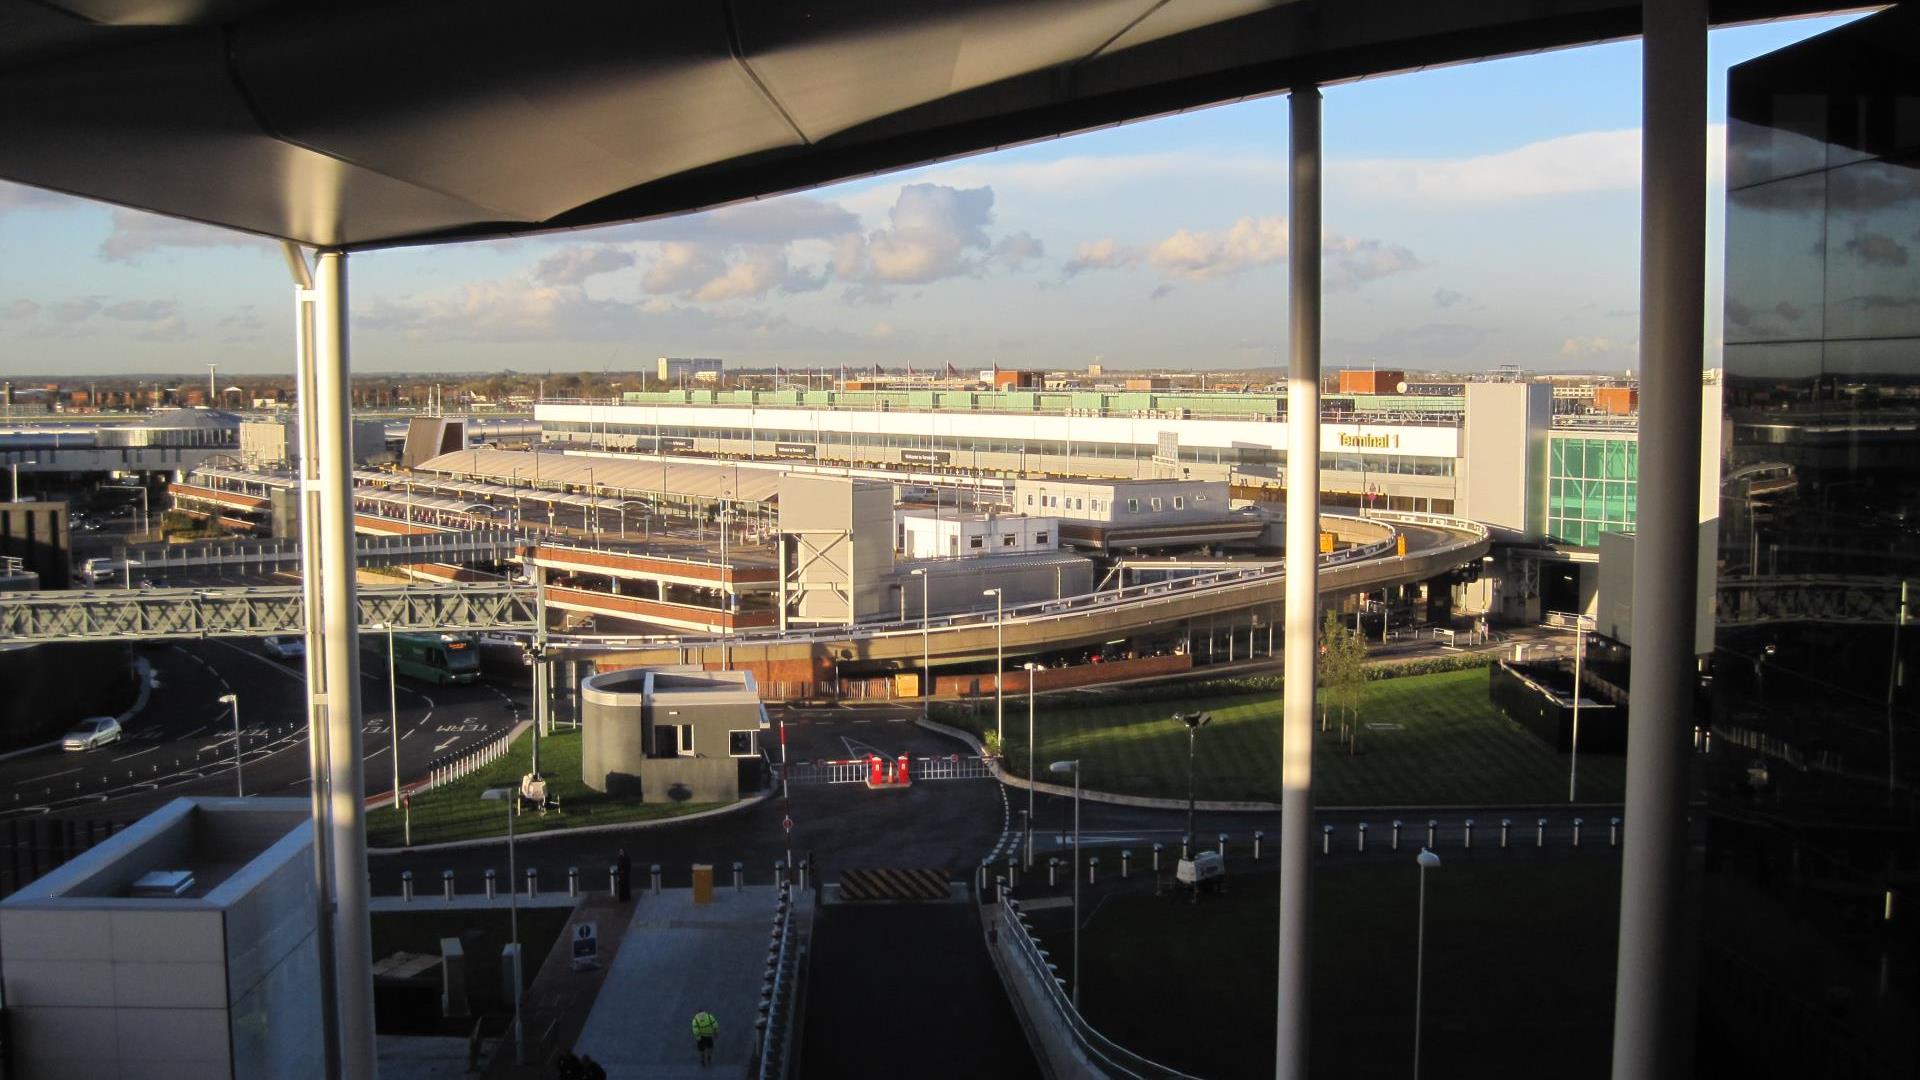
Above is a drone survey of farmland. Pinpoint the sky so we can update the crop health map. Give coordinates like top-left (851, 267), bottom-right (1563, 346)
top-left (0, 12), bottom-right (1867, 378)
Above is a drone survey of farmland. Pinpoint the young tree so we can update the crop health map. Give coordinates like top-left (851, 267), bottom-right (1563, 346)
top-left (1319, 608), bottom-right (1368, 752)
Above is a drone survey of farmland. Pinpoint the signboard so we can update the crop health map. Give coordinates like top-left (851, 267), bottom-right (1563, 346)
top-left (899, 448), bottom-right (951, 466)
top-left (659, 437), bottom-right (695, 452)
top-left (782, 815), bottom-right (794, 833)
top-left (775, 442), bottom-right (817, 460)
top-left (570, 921), bottom-right (599, 970)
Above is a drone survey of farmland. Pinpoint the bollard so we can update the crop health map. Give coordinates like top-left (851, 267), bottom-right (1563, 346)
top-left (1392, 820), bottom-right (1403, 851)
top-left (1500, 818), bottom-right (1512, 849)
top-left (1048, 857), bottom-right (1059, 888)
top-left (1426, 818), bottom-right (1437, 849)
top-left (1121, 849), bottom-right (1132, 878)
top-left (1610, 817), bottom-right (1620, 847)
top-left (1464, 818), bottom-right (1475, 850)
top-left (568, 866), bottom-right (580, 898)
top-left (1088, 857), bottom-right (1099, 885)
top-left (774, 859), bottom-right (787, 886)
top-left (442, 869), bottom-right (455, 901)
top-left (608, 865), bottom-right (619, 896)
top-left (1536, 817), bottom-right (1547, 848)
top-left (526, 867), bottom-right (538, 899)
top-left (651, 863), bottom-right (663, 895)
top-left (1181, 834), bottom-right (1191, 861)
top-left (1006, 855), bottom-right (1018, 890)
top-left (1253, 830), bottom-right (1264, 861)
top-left (484, 869), bottom-right (497, 900)
top-left (1152, 843), bottom-right (1163, 872)
top-left (1357, 822), bottom-right (1369, 853)
top-left (1572, 817), bottom-right (1584, 848)
top-left (1218, 833), bottom-right (1228, 861)
top-left (1321, 824), bottom-right (1333, 855)
top-left (733, 861), bottom-right (744, 891)
top-left (800, 859), bottom-right (811, 890)
top-left (401, 870), bottom-right (414, 902)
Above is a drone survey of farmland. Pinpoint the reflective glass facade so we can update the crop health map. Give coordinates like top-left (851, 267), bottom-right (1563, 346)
top-left (1546, 434), bottom-right (1638, 546)
top-left (1706, 10), bottom-right (1919, 1076)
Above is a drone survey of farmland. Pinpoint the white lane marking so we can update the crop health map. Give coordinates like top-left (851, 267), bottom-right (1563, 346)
top-left (198, 738), bottom-right (235, 753)
top-left (24, 768), bottom-right (81, 783)
top-left (181, 726), bottom-right (208, 739)
top-left (110, 747), bottom-right (158, 762)
top-left (431, 737), bottom-right (459, 753)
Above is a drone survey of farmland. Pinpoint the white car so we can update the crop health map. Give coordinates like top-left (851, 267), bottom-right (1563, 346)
top-left (63, 716), bottom-right (123, 751)
top-left (263, 636), bottom-right (305, 660)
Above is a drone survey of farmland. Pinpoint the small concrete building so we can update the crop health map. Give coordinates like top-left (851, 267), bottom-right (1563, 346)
top-left (580, 667), bottom-right (768, 802)
top-left (0, 797), bottom-right (324, 1080)
top-left (895, 508), bottom-right (1057, 559)
top-left (1013, 477), bottom-right (1230, 525)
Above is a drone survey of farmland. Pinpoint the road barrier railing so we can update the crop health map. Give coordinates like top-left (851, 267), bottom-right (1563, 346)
top-left (423, 729), bottom-right (514, 793)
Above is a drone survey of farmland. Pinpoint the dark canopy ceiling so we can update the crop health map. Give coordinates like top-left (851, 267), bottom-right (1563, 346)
top-left (0, 0), bottom-right (1849, 251)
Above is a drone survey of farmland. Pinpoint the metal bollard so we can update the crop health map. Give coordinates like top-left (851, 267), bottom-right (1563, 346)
top-left (526, 867), bottom-right (538, 899)
top-left (1610, 817), bottom-right (1620, 847)
top-left (733, 861), bottom-right (744, 891)
top-left (1392, 820), bottom-right (1403, 851)
top-left (1048, 857), bottom-right (1059, 887)
top-left (1181, 833), bottom-right (1191, 861)
top-left (568, 866), bottom-right (580, 898)
top-left (1253, 830), bottom-right (1264, 861)
top-left (774, 859), bottom-right (787, 886)
top-left (1572, 817), bottom-right (1584, 848)
top-left (1464, 818), bottom-right (1475, 849)
top-left (1006, 855), bottom-right (1018, 889)
top-left (651, 863), bottom-right (663, 895)
top-left (401, 870), bottom-right (414, 902)
top-left (1152, 843), bottom-right (1163, 872)
top-left (608, 865), bottom-right (619, 896)
top-left (1217, 833), bottom-right (1228, 861)
top-left (799, 859), bottom-right (811, 890)
top-left (442, 869), bottom-right (455, 901)
top-left (1321, 824), bottom-right (1333, 855)
top-left (484, 869), bottom-right (497, 899)
top-left (1426, 819), bottom-right (1437, 849)
top-left (1121, 849), bottom-right (1132, 878)
top-left (1088, 857), bottom-right (1099, 885)
top-left (1500, 818), bottom-right (1512, 849)
top-left (1357, 822), bottom-right (1368, 852)
top-left (1536, 817), bottom-right (1547, 848)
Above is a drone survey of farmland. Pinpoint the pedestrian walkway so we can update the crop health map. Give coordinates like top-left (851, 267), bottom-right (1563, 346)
top-left (572, 885), bottom-right (809, 1078)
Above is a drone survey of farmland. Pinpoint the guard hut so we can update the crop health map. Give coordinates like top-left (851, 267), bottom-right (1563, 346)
top-left (0, 797), bottom-right (324, 1080)
top-left (581, 666), bottom-right (770, 802)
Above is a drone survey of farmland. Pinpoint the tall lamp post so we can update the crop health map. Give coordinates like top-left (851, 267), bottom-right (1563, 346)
top-left (1174, 711), bottom-right (1212, 845)
top-left (1566, 612), bottom-right (1593, 803)
top-left (983, 588), bottom-right (1004, 750)
top-left (369, 623), bottom-right (401, 826)
top-left (1049, 759), bottom-right (1081, 1008)
top-left (1023, 661), bottom-right (1040, 866)
top-left (911, 568), bottom-right (930, 721)
top-left (217, 693), bottom-right (243, 797)
top-left (8, 460), bottom-right (36, 502)
top-left (1413, 848), bottom-right (1442, 1080)
top-left (481, 788), bottom-right (524, 1064)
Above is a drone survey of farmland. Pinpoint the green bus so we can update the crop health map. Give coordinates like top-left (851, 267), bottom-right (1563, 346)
top-left (389, 632), bottom-right (482, 685)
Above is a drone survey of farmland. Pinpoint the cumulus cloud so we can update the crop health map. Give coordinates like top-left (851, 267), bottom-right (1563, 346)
top-left (1062, 238), bottom-right (1140, 277)
top-left (104, 299), bottom-right (177, 322)
top-left (1335, 130), bottom-right (1643, 202)
top-left (990, 232), bottom-right (1046, 271)
top-left (642, 242), bottom-right (824, 302)
top-left (1151, 217), bottom-right (1289, 280)
top-left (605, 195), bottom-right (861, 246)
top-left (52, 298), bottom-right (102, 323)
top-left (134, 316), bottom-right (190, 342)
top-left (1845, 232), bottom-right (1909, 267)
top-left (4, 299), bottom-right (39, 320)
top-left (99, 208), bottom-right (271, 262)
top-left (856, 184), bottom-right (996, 284)
top-left (1324, 234), bottom-right (1424, 290)
top-left (532, 245), bottom-right (636, 286)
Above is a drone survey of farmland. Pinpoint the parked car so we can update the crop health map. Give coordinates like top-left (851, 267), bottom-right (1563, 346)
top-left (263, 636), bottom-right (305, 660)
top-left (79, 557), bottom-right (121, 585)
top-left (63, 716), bottom-right (123, 751)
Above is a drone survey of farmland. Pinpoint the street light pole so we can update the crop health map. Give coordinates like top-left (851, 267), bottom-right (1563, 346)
top-left (1049, 759), bottom-right (1081, 1008)
top-left (911, 568), bottom-right (930, 721)
top-left (1175, 712), bottom-right (1212, 843)
top-left (983, 588), bottom-right (1004, 749)
top-left (482, 788), bottom-right (524, 1064)
top-left (1024, 662), bottom-right (1039, 867)
top-left (1569, 614), bottom-right (1588, 803)
top-left (218, 693), bottom-right (243, 797)
top-left (1414, 848), bottom-right (1441, 1080)
top-left (376, 624), bottom-right (401, 832)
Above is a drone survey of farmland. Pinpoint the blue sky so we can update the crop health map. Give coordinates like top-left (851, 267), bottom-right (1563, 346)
top-left (0, 13), bottom-right (1864, 377)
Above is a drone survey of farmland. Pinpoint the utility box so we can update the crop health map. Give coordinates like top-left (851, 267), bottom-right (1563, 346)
top-left (691, 864), bottom-right (714, 905)
top-left (1176, 851), bottom-right (1225, 889)
top-left (441, 936), bottom-right (469, 1018)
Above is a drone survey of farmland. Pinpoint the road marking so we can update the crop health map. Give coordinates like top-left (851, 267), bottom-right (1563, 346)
top-left (25, 768), bottom-right (81, 783)
top-left (181, 726), bottom-right (208, 739)
top-left (110, 747), bottom-right (158, 762)
top-left (198, 739), bottom-right (235, 753)
top-left (431, 737), bottom-right (460, 753)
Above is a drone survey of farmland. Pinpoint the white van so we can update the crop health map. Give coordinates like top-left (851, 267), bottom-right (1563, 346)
top-left (80, 558), bottom-right (122, 586)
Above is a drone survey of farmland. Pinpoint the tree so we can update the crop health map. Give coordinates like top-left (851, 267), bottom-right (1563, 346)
top-left (1318, 608), bottom-right (1368, 752)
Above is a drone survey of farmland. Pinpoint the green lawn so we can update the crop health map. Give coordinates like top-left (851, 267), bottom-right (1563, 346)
top-left (1032, 857), bottom-right (1622, 1079)
top-left (368, 727), bottom-right (725, 847)
top-left (978, 668), bottom-right (1625, 806)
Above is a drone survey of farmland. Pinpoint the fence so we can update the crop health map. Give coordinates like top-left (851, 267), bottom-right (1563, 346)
top-left (749, 881), bottom-right (808, 1080)
top-left (422, 728), bottom-right (516, 793)
top-left (779, 754), bottom-right (994, 785)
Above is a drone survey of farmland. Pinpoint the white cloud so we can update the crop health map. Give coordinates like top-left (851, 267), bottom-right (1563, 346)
top-left (4, 300), bottom-right (39, 320)
top-left (1561, 336), bottom-right (1637, 360)
top-left (1151, 216), bottom-right (1289, 281)
top-left (642, 242), bottom-right (825, 302)
top-left (0, 183), bottom-right (68, 213)
top-left (99, 208), bottom-right (271, 262)
top-left (532, 245), bottom-right (636, 286)
top-left (606, 195), bottom-right (861, 245)
top-left (104, 299), bottom-right (177, 322)
top-left (858, 184), bottom-right (996, 284)
top-left (990, 232), bottom-right (1046, 271)
top-left (51, 298), bottom-right (102, 323)
top-left (1062, 238), bottom-right (1140, 277)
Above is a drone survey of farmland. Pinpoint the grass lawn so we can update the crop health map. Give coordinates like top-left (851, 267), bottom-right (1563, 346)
top-left (1033, 857), bottom-right (1621, 1079)
top-left (977, 668), bottom-right (1625, 806)
top-left (367, 727), bottom-right (725, 847)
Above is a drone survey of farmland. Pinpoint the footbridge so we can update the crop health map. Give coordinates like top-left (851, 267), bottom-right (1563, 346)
top-left (0, 581), bottom-right (538, 644)
top-left (559, 511), bottom-right (1490, 688)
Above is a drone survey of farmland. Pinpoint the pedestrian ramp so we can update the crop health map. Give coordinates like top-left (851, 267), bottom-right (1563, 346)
top-left (832, 867), bottom-right (954, 902)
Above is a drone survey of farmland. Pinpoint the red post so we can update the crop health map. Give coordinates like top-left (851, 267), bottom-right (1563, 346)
top-left (868, 755), bottom-right (882, 786)
top-left (898, 756), bottom-right (912, 784)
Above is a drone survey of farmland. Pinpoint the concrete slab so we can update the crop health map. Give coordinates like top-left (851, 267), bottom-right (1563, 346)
top-left (572, 885), bottom-right (807, 1079)
top-left (377, 1035), bottom-right (478, 1080)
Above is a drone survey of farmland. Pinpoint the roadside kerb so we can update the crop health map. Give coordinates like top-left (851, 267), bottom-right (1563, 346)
top-left (367, 788), bottom-right (770, 855)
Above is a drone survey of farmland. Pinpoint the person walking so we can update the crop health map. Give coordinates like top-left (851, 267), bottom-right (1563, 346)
top-left (615, 848), bottom-right (632, 902)
top-left (690, 1009), bottom-right (718, 1066)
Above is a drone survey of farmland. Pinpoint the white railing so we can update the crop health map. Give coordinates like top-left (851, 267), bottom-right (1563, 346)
top-left (422, 728), bottom-right (514, 793)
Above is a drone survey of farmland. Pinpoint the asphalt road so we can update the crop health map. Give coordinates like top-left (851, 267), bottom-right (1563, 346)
top-left (4, 639), bottom-right (527, 827)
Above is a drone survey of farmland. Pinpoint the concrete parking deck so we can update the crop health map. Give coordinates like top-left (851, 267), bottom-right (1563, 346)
top-left (573, 884), bottom-right (809, 1079)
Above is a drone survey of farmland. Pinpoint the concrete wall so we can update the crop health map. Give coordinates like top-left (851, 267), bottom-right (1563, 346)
top-left (637, 757), bottom-right (739, 804)
top-left (1596, 524), bottom-right (1717, 654)
top-left (0, 500), bottom-right (69, 590)
top-left (582, 671), bottom-right (650, 796)
top-left (1015, 477), bottom-right (1230, 524)
top-left (1461, 382), bottom-right (1551, 538)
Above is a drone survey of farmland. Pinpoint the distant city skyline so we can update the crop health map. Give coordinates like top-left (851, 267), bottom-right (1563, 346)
top-left (0, 13), bottom-right (1860, 377)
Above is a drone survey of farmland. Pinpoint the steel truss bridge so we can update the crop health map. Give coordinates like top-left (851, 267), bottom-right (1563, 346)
top-left (118, 529), bottom-right (523, 577)
top-left (0, 582), bottom-right (538, 644)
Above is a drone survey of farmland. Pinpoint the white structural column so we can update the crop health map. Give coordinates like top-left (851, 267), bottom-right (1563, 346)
top-left (315, 250), bottom-right (379, 1079)
top-left (1276, 84), bottom-right (1321, 1080)
top-left (1612, 3), bottom-right (1706, 1076)
top-left (287, 243), bottom-right (343, 1080)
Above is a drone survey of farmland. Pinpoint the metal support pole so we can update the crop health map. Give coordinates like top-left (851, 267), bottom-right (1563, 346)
top-left (1613, 12), bottom-right (1707, 1076)
top-left (1392, 820), bottom-right (1403, 851)
top-left (1254, 831), bottom-right (1264, 861)
top-left (1357, 822), bottom-right (1368, 853)
top-left (315, 250), bottom-right (376, 1080)
top-left (1276, 83), bottom-right (1322, 1080)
